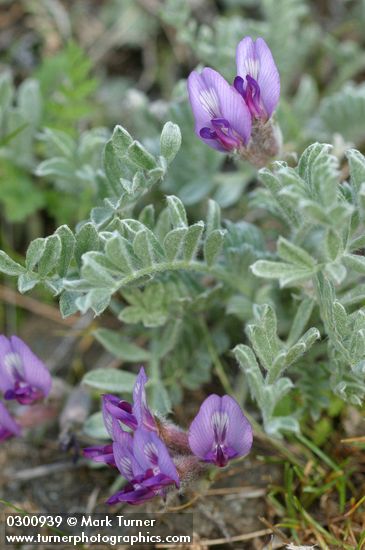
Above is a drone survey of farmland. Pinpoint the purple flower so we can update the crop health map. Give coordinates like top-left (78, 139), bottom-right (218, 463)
top-left (0, 336), bottom-right (52, 405)
top-left (83, 368), bottom-right (157, 467)
top-left (187, 67), bottom-right (251, 152)
top-left (0, 401), bottom-right (21, 442)
top-left (188, 395), bottom-right (253, 467)
top-left (234, 36), bottom-right (280, 121)
top-left (107, 428), bottom-right (180, 505)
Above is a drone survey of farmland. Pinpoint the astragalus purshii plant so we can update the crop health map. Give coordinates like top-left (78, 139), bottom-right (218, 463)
top-left (1, 29), bottom-right (365, 505)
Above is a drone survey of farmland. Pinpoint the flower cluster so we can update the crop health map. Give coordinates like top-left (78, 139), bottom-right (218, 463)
top-left (187, 36), bottom-right (281, 167)
top-left (84, 368), bottom-right (253, 505)
top-left (0, 335), bottom-right (52, 442)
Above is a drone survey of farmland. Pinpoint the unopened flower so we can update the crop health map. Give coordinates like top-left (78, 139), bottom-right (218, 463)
top-left (107, 428), bottom-right (180, 505)
top-left (187, 67), bottom-right (251, 153)
top-left (234, 36), bottom-right (280, 121)
top-left (0, 401), bottom-right (21, 442)
top-left (188, 395), bottom-right (253, 467)
top-left (0, 336), bottom-right (52, 405)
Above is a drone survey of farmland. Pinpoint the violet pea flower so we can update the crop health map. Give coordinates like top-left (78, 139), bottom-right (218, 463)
top-left (188, 394), bottom-right (253, 467)
top-left (234, 36), bottom-right (280, 121)
top-left (0, 336), bottom-right (52, 405)
top-left (0, 401), bottom-right (21, 442)
top-left (83, 367), bottom-right (157, 467)
top-left (107, 429), bottom-right (180, 505)
top-left (187, 67), bottom-right (251, 153)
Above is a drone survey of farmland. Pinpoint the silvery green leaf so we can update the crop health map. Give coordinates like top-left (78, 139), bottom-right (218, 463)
top-left (81, 252), bottom-right (119, 287)
top-left (128, 140), bottom-right (157, 169)
top-left (18, 272), bottom-right (39, 293)
top-left (251, 260), bottom-right (314, 287)
top-left (271, 377), bottom-right (294, 403)
top-left (112, 124), bottom-right (133, 154)
top-left (311, 148), bottom-right (339, 207)
top-left (204, 229), bottom-right (225, 266)
top-left (133, 229), bottom-right (164, 266)
top-left (300, 201), bottom-right (331, 224)
top-left (234, 344), bottom-right (264, 401)
top-left (349, 234), bottom-right (365, 251)
top-left (26, 238), bottom-right (46, 270)
top-left (59, 291), bottom-right (79, 318)
top-left (277, 237), bottom-right (315, 268)
top-left (36, 157), bottom-right (74, 179)
top-left (287, 297), bottom-right (314, 346)
top-left (299, 326), bottom-right (321, 348)
top-left (183, 222), bottom-right (204, 261)
top-left (206, 199), bottom-right (221, 233)
top-left (259, 167), bottom-right (298, 226)
top-left (325, 228), bottom-right (343, 261)
top-left (18, 78), bottom-right (42, 127)
top-left (332, 301), bottom-right (348, 335)
top-left (343, 253), bottom-right (365, 273)
top-left (346, 148), bottom-right (365, 193)
top-left (0, 251), bottom-right (25, 276)
top-left (349, 329), bottom-right (365, 362)
top-left (103, 140), bottom-right (124, 195)
top-left (55, 225), bottom-right (75, 277)
top-left (163, 228), bottom-right (187, 260)
top-left (341, 283), bottom-right (365, 306)
top-left (138, 204), bottom-right (155, 228)
top-left (38, 235), bottom-right (62, 277)
top-left (298, 142), bottom-right (331, 183)
top-left (75, 223), bottom-right (100, 266)
top-left (247, 305), bottom-right (281, 371)
top-left (105, 233), bottom-right (139, 274)
top-left (76, 289), bottom-right (111, 315)
top-left (160, 121), bottom-right (181, 163)
top-left (82, 368), bottom-right (136, 393)
top-left (94, 328), bottom-right (150, 361)
top-left (166, 195), bottom-right (188, 227)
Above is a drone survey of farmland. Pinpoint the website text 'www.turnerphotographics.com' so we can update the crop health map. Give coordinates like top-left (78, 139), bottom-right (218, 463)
top-left (3, 513), bottom-right (193, 546)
